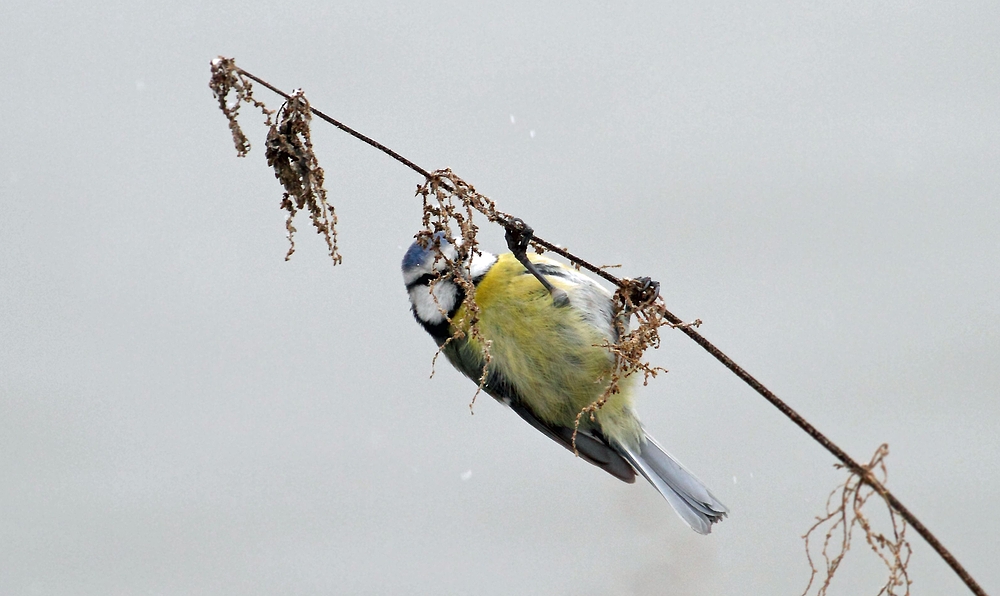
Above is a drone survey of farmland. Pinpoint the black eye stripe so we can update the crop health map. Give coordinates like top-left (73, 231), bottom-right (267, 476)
top-left (405, 271), bottom-right (466, 291)
top-left (408, 269), bottom-right (495, 291)
top-left (405, 273), bottom-right (438, 290)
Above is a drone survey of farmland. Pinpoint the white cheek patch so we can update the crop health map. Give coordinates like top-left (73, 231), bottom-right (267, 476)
top-left (409, 281), bottom-right (459, 324)
top-left (469, 252), bottom-right (498, 279)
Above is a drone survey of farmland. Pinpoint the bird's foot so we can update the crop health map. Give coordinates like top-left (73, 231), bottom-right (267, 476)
top-left (504, 218), bottom-right (569, 307)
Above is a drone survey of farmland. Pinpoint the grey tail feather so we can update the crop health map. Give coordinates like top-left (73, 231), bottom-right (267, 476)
top-left (617, 432), bottom-right (728, 535)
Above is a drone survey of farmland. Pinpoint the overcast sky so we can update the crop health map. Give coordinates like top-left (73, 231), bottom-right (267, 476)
top-left (2, 1), bottom-right (998, 594)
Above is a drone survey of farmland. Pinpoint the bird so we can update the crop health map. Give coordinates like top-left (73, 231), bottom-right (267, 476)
top-left (401, 229), bottom-right (728, 534)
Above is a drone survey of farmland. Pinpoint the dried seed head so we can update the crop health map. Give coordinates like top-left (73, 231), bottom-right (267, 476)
top-left (208, 56), bottom-right (274, 157)
top-left (209, 59), bottom-right (341, 265)
top-left (263, 91), bottom-right (341, 265)
top-left (801, 444), bottom-right (912, 596)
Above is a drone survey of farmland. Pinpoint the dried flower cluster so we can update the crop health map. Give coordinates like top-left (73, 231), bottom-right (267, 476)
top-left (265, 92), bottom-right (341, 264)
top-left (802, 444), bottom-right (912, 596)
top-left (413, 170), bottom-right (513, 409)
top-left (572, 278), bottom-right (702, 447)
top-left (209, 57), bottom-right (272, 157)
top-left (209, 57), bottom-right (341, 265)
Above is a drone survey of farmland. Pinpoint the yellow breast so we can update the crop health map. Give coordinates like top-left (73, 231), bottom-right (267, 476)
top-left (452, 253), bottom-right (640, 445)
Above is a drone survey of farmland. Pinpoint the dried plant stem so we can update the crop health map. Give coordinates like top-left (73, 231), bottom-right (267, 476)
top-left (664, 313), bottom-right (983, 595)
top-left (211, 61), bottom-right (986, 596)
top-left (801, 445), bottom-right (912, 596)
top-left (234, 68), bottom-right (432, 180)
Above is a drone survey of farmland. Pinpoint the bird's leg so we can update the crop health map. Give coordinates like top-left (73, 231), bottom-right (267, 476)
top-left (504, 218), bottom-right (570, 307)
top-left (632, 277), bottom-right (660, 306)
top-left (619, 276), bottom-right (661, 317)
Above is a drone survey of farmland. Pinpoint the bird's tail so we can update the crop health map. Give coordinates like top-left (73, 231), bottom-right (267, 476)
top-left (617, 432), bottom-right (728, 534)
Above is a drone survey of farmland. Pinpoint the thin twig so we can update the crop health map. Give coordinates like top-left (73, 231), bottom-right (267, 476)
top-left (660, 299), bottom-right (984, 595)
top-left (213, 62), bottom-right (988, 596)
top-left (801, 445), bottom-right (912, 596)
top-left (235, 68), bottom-right (432, 180)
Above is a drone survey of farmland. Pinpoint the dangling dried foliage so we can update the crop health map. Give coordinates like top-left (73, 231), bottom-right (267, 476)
top-left (208, 57), bottom-right (274, 157)
top-left (209, 57), bottom-right (341, 265)
top-left (265, 91), bottom-right (341, 264)
top-left (802, 444), bottom-right (912, 596)
top-left (573, 277), bottom-right (701, 449)
top-left (413, 170), bottom-right (514, 411)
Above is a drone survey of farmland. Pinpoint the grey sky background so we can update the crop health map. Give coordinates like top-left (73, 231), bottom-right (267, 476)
top-left (2, 1), bottom-right (998, 594)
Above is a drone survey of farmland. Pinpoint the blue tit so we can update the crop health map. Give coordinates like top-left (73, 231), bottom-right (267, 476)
top-left (401, 233), bottom-right (728, 534)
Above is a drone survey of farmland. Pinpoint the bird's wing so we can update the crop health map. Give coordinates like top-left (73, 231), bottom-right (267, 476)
top-left (507, 401), bottom-right (636, 483)
top-left (446, 336), bottom-right (637, 483)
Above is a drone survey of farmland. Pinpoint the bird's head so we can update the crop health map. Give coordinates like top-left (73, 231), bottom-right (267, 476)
top-left (401, 231), bottom-right (459, 288)
top-left (401, 231), bottom-right (497, 341)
